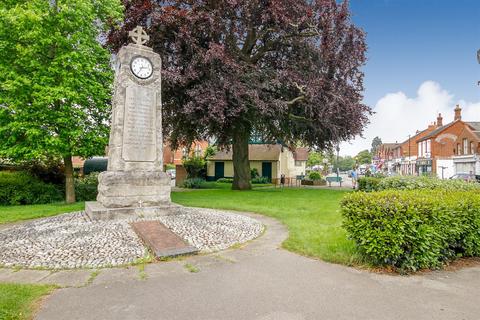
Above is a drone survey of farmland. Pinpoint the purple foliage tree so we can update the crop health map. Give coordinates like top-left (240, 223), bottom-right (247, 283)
top-left (108, 0), bottom-right (370, 190)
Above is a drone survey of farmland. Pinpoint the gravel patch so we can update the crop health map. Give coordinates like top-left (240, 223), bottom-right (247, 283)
top-left (0, 207), bottom-right (263, 270)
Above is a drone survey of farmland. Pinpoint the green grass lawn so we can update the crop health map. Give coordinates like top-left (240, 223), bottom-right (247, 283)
top-left (198, 181), bottom-right (273, 189)
top-left (0, 188), bottom-right (359, 266)
top-left (0, 202), bottom-right (84, 224)
top-left (172, 188), bottom-right (362, 266)
top-left (0, 283), bottom-right (55, 320)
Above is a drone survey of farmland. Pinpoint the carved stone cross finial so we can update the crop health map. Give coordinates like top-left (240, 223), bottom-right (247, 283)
top-left (129, 26), bottom-right (150, 46)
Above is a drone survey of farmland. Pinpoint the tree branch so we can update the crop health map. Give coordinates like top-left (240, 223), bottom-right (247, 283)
top-left (286, 83), bottom-right (307, 105)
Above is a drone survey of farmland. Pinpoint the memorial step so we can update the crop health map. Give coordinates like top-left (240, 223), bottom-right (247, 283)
top-left (131, 221), bottom-right (198, 258)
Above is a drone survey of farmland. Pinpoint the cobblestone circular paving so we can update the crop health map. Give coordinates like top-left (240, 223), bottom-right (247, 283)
top-left (0, 207), bottom-right (263, 269)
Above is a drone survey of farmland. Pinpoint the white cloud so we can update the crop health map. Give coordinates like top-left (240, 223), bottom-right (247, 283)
top-left (340, 81), bottom-right (480, 156)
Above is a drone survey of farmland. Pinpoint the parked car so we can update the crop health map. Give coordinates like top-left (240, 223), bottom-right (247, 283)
top-left (449, 173), bottom-right (480, 182)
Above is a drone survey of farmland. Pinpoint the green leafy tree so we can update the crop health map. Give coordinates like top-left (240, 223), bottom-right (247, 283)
top-left (307, 152), bottom-right (323, 167)
top-left (355, 149), bottom-right (372, 165)
top-left (0, 0), bottom-right (122, 203)
top-left (333, 156), bottom-right (355, 171)
top-left (371, 136), bottom-right (382, 154)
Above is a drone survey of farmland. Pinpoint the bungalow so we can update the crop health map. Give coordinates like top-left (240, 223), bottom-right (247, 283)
top-left (207, 144), bottom-right (309, 183)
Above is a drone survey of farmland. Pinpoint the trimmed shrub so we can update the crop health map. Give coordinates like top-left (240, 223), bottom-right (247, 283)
top-left (377, 176), bottom-right (480, 191)
top-left (357, 177), bottom-right (382, 192)
top-left (217, 178), bottom-right (233, 183)
top-left (342, 190), bottom-right (480, 271)
top-left (74, 172), bottom-right (99, 201)
top-left (182, 156), bottom-right (206, 179)
top-left (252, 176), bottom-right (270, 184)
top-left (0, 171), bottom-right (62, 205)
top-left (308, 171), bottom-right (322, 181)
top-left (182, 178), bottom-right (206, 189)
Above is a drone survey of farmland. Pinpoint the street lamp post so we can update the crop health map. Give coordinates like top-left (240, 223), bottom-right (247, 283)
top-left (336, 145), bottom-right (340, 179)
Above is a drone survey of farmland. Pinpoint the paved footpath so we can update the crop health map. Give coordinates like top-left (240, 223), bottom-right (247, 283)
top-left (1, 212), bottom-right (479, 320)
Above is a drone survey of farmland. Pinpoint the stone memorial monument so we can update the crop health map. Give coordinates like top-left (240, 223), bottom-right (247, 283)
top-left (86, 26), bottom-right (171, 220)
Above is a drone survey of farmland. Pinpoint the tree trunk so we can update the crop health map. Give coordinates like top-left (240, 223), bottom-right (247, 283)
top-left (232, 129), bottom-right (252, 190)
top-left (64, 155), bottom-right (76, 203)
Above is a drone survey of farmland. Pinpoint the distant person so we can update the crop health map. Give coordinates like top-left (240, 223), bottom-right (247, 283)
top-left (351, 168), bottom-right (358, 190)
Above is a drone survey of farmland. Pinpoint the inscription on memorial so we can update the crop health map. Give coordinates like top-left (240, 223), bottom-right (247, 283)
top-left (122, 85), bottom-right (156, 161)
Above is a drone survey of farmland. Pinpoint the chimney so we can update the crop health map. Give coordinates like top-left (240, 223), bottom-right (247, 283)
top-left (454, 104), bottom-right (462, 121)
top-left (436, 113), bottom-right (443, 127)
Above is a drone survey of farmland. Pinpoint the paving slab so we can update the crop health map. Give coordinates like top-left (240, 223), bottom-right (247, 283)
top-left (91, 267), bottom-right (139, 285)
top-left (144, 261), bottom-right (185, 278)
top-left (38, 270), bottom-right (93, 287)
top-left (0, 268), bottom-right (13, 278)
top-left (0, 269), bottom-right (51, 284)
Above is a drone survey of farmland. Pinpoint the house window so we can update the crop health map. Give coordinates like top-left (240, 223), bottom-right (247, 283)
top-left (471, 142), bottom-right (476, 154)
top-left (426, 139), bottom-right (431, 156)
top-left (463, 138), bottom-right (468, 155)
top-left (457, 143), bottom-right (461, 155)
top-left (194, 145), bottom-right (202, 157)
top-left (418, 143), bottom-right (422, 157)
top-left (422, 141), bottom-right (427, 157)
top-left (295, 160), bottom-right (303, 167)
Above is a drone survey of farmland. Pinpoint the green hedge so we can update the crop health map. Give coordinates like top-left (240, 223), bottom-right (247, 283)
top-left (342, 190), bottom-right (480, 271)
top-left (74, 172), bottom-right (99, 201)
top-left (217, 178), bottom-right (233, 183)
top-left (0, 171), bottom-right (63, 205)
top-left (378, 176), bottom-right (480, 191)
top-left (358, 176), bottom-right (480, 192)
top-left (357, 177), bottom-right (382, 191)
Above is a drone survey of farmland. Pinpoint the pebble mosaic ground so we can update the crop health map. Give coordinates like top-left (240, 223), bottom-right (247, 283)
top-left (0, 207), bottom-right (263, 269)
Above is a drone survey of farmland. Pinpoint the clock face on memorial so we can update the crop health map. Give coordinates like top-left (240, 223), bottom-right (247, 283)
top-left (130, 56), bottom-right (153, 79)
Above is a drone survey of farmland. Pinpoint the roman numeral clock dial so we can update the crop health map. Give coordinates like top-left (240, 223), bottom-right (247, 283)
top-left (130, 56), bottom-right (153, 79)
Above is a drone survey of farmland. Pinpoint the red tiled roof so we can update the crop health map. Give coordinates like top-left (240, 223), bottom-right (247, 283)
top-left (293, 148), bottom-right (309, 161)
top-left (210, 144), bottom-right (282, 161)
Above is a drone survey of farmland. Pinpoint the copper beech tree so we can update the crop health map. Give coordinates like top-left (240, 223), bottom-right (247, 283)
top-left (108, 0), bottom-right (370, 190)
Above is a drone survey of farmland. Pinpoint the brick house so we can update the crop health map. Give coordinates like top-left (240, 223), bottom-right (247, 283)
top-left (374, 106), bottom-right (479, 177)
top-left (162, 141), bottom-right (209, 186)
top-left (374, 143), bottom-right (400, 173)
top-left (416, 105), bottom-right (480, 177)
top-left (163, 141), bottom-right (209, 166)
top-left (393, 122), bottom-right (439, 175)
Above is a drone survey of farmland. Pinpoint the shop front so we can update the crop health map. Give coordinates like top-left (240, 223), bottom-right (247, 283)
top-left (416, 158), bottom-right (433, 176)
top-left (453, 155), bottom-right (479, 175)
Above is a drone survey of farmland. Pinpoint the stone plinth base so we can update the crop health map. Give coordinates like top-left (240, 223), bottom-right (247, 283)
top-left (85, 201), bottom-right (178, 221)
top-left (97, 171), bottom-right (171, 208)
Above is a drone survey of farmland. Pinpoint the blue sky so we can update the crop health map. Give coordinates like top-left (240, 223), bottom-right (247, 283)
top-left (341, 0), bottom-right (480, 155)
